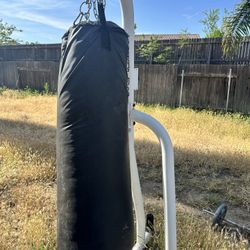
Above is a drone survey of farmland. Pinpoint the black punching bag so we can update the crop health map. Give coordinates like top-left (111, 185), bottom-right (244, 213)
top-left (57, 7), bottom-right (134, 250)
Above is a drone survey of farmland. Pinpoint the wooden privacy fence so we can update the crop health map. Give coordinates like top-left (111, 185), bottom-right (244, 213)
top-left (0, 61), bottom-right (249, 113)
top-left (1, 38), bottom-right (250, 65)
top-left (135, 37), bottom-right (250, 65)
top-left (0, 61), bottom-right (59, 91)
top-left (0, 44), bottom-right (61, 61)
top-left (136, 64), bottom-right (250, 114)
top-left (0, 44), bottom-right (60, 91)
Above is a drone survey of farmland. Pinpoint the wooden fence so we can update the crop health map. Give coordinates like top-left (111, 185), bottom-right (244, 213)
top-left (0, 44), bottom-right (61, 61)
top-left (0, 61), bottom-right (249, 113)
top-left (0, 37), bottom-right (250, 65)
top-left (136, 64), bottom-right (250, 114)
top-left (0, 61), bottom-right (59, 91)
top-left (135, 37), bottom-right (250, 65)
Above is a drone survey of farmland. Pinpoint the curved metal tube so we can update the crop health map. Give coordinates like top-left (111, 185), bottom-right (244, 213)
top-left (132, 109), bottom-right (177, 250)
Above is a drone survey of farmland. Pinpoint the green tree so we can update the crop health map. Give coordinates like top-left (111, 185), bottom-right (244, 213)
top-left (0, 19), bottom-right (22, 45)
top-left (177, 28), bottom-right (191, 64)
top-left (138, 37), bottom-right (160, 64)
top-left (178, 28), bottom-right (190, 47)
top-left (200, 9), bottom-right (224, 38)
top-left (222, 0), bottom-right (250, 55)
top-left (138, 37), bottom-right (172, 64)
top-left (154, 46), bottom-right (172, 64)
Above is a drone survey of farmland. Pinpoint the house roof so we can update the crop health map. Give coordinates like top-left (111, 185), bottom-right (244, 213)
top-left (135, 34), bottom-right (200, 41)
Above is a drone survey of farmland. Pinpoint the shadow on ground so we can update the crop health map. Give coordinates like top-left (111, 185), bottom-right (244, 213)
top-left (135, 139), bottom-right (250, 225)
top-left (0, 118), bottom-right (56, 160)
top-left (1, 118), bottom-right (249, 225)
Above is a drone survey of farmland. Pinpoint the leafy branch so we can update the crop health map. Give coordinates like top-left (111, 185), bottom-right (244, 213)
top-left (0, 19), bottom-right (22, 45)
top-left (222, 0), bottom-right (250, 56)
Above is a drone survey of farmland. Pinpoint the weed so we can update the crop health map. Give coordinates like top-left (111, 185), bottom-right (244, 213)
top-left (0, 85), bottom-right (7, 95)
top-left (43, 82), bottom-right (50, 95)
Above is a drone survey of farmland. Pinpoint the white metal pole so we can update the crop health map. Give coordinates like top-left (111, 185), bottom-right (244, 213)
top-left (179, 69), bottom-right (184, 107)
top-left (131, 110), bottom-right (177, 250)
top-left (120, 2), bottom-right (176, 250)
top-left (120, 0), bottom-right (146, 248)
top-left (129, 127), bottom-right (147, 249)
top-left (120, 0), bottom-right (138, 103)
top-left (226, 68), bottom-right (232, 112)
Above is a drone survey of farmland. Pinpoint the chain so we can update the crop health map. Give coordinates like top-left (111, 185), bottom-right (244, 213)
top-left (79, 0), bottom-right (92, 22)
top-left (93, 0), bottom-right (106, 21)
top-left (93, 0), bottom-right (99, 20)
top-left (73, 0), bottom-right (92, 25)
top-left (73, 0), bottom-right (106, 25)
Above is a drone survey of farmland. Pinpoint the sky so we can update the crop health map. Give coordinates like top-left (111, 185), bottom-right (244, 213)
top-left (0, 0), bottom-right (241, 44)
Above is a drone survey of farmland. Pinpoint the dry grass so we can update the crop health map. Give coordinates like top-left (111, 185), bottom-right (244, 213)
top-left (0, 89), bottom-right (249, 249)
top-left (146, 200), bottom-right (248, 250)
top-left (0, 91), bottom-right (56, 249)
top-left (135, 105), bottom-right (250, 211)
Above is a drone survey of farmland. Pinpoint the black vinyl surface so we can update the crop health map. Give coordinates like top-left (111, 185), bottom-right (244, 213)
top-left (57, 21), bottom-right (134, 250)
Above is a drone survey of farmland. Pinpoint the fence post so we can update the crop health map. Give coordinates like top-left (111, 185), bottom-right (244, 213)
top-left (179, 69), bottom-right (184, 107)
top-left (225, 68), bottom-right (232, 112)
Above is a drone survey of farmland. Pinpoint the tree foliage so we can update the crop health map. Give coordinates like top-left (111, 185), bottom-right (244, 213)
top-left (138, 37), bottom-right (172, 64)
top-left (177, 28), bottom-right (191, 64)
top-left (200, 9), bottom-right (224, 38)
top-left (154, 47), bottom-right (172, 64)
top-left (138, 38), bottom-right (160, 64)
top-left (222, 0), bottom-right (250, 56)
top-left (0, 19), bottom-right (22, 45)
